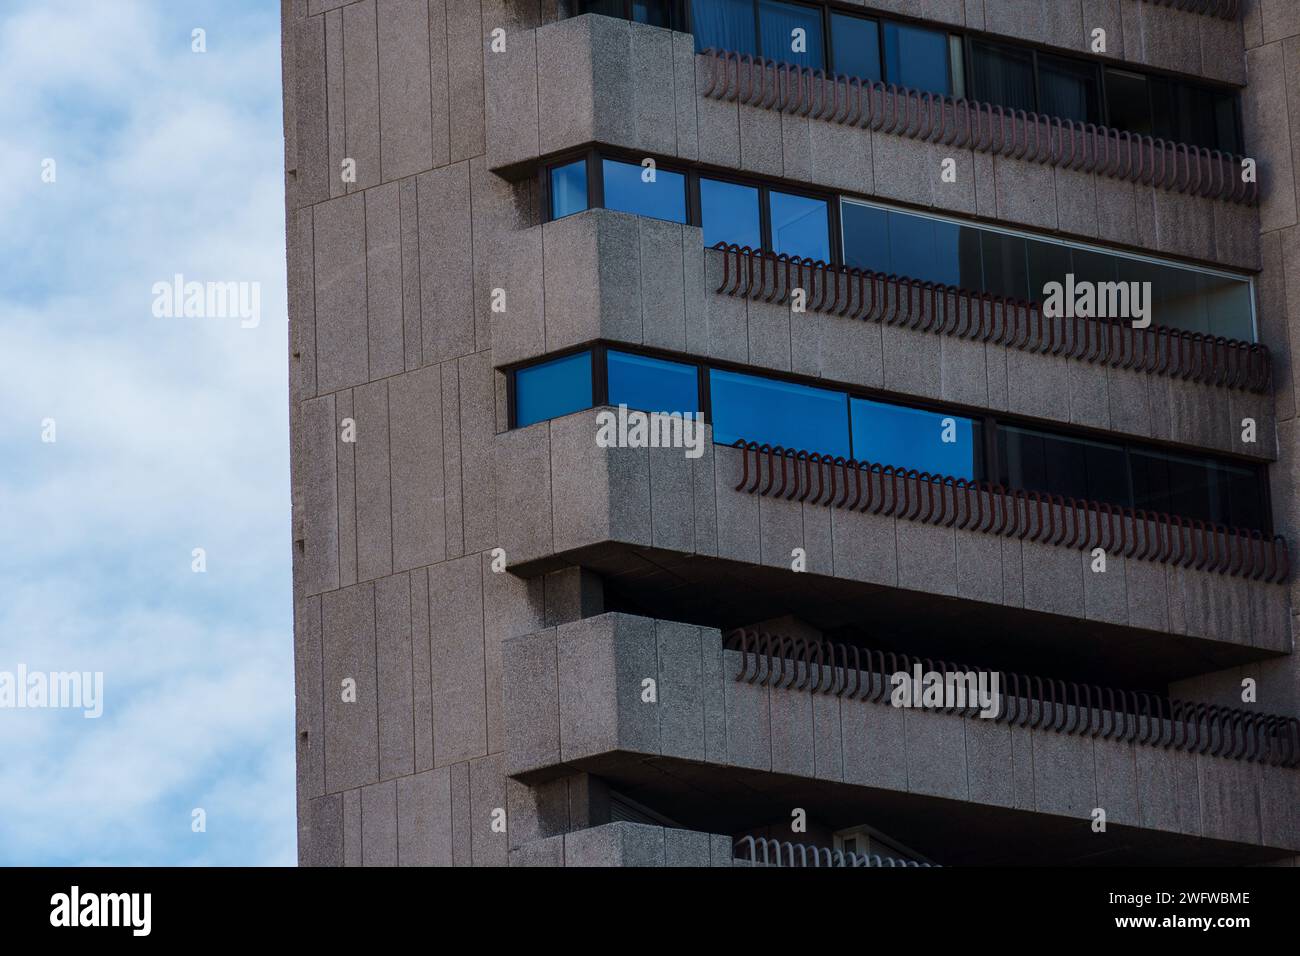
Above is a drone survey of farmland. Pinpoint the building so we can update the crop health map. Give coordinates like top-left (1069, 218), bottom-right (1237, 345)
top-left (281, 0), bottom-right (1300, 866)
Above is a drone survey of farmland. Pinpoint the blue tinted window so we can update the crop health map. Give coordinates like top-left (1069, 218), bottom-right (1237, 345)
top-left (758, 0), bottom-right (823, 69)
top-left (770, 191), bottom-right (829, 261)
top-left (602, 159), bottom-right (687, 223)
top-left (831, 13), bottom-right (881, 81)
top-left (883, 22), bottom-right (950, 94)
top-left (607, 351), bottom-right (699, 415)
top-left (692, 0), bottom-right (756, 55)
top-left (840, 201), bottom-right (889, 271)
top-left (701, 178), bottom-right (761, 249)
top-left (514, 352), bottom-right (593, 427)
top-left (709, 368), bottom-right (850, 457)
top-left (550, 160), bottom-right (588, 219)
top-left (851, 398), bottom-right (979, 479)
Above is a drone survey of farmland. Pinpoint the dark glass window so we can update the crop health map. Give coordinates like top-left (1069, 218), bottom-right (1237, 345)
top-left (850, 398), bottom-right (981, 479)
top-left (840, 198), bottom-right (1255, 341)
top-left (998, 426), bottom-right (1130, 507)
top-left (709, 368), bottom-right (850, 456)
top-left (769, 190), bottom-right (829, 261)
top-left (701, 177), bottom-right (761, 249)
top-left (514, 351), bottom-right (593, 427)
top-left (1131, 450), bottom-right (1262, 530)
top-left (601, 159), bottom-right (686, 223)
top-left (631, 0), bottom-right (679, 28)
top-left (577, 0), bottom-right (625, 17)
top-left (968, 40), bottom-right (1035, 113)
top-left (980, 230), bottom-right (1030, 301)
top-left (758, 0), bottom-right (823, 69)
top-left (607, 350), bottom-right (700, 414)
top-left (549, 159), bottom-right (588, 220)
top-left (691, 0), bottom-right (756, 55)
top-left (883, 22), bottom-right (950, 94)
top-left (1037, 53), bottom-right (1101, 124)
top-left (1104, 69), bottom-right (1153, 138)
top-left (840, 201), bottom-right (889, 271)
top-left (830, 13), bottom-right (881, 81)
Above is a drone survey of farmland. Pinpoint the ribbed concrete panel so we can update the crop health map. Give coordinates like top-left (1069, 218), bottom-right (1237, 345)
top-left (377, 0), bottom-right (435, 181)
top-left (430, 555), bottom-right (488, 766)
top-left (352, 380), bottom-right (393, 581)
top-left (342, 0), bottom-right (380, 191)
top-left (312, 193), bottom-right (369, 392)
top-left (387, 365), bottom-right (445, 571)
top-left (322, 582), bottom-right (379, 793)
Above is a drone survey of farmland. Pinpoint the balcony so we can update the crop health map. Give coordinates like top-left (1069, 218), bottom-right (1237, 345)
top-left (501, 612), bottom-right (1300, 863)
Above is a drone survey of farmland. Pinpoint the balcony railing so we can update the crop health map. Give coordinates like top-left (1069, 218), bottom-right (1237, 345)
top-left (726, 629), bottom-right (1300, 767)
top-left (733, 836), bottom-right (936, 867)
top-left (712, 243), bottom-right (1271, 392)
top-left (701, 49), bottom-right (1255, 205)
top-left (730, 440), bottom-right (1290, 583)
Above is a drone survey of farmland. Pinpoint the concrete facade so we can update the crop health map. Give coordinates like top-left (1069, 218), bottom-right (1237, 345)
top-left (283, 0), bottom-right (1300, 865)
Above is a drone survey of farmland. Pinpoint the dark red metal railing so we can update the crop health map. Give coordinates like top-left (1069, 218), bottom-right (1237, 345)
top-left (701, 49), bottom-right (1255, 205)
top-left (725, 629), bottom-right (1300, 767)
top-left (733, 836), bottom-right (935, 867)
top-left (712, 243), bottom-right (1271, 392)
top-left (729, 440), bottom-right (1290, 583)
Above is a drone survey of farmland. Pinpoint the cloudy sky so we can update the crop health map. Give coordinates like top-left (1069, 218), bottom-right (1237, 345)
top-left (0, 0), bottom-right (293, 864)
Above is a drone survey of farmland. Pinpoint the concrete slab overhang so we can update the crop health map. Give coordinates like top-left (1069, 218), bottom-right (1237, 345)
top-left (502, 611), bottom-right (1300, 864)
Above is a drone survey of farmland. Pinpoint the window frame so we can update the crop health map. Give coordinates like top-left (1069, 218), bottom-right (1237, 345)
top-left (543, 147), bottom-right (839, 262)
top-left (666, 0), bottom-right (1244, 152)
top-left (505, 340), bottom-right (1272, 533)
top-left (838, 195), bottom-right (1258, 342)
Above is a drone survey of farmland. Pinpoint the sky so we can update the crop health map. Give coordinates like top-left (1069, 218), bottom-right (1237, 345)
top-left (0, 0), bottom-right (294, 865)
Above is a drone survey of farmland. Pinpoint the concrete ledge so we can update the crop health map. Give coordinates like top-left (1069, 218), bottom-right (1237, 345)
top-left (485, 16), bottom-right (1258, 269)
top-left (509, 821), bottom-right (732, 866)
top-left (491, 211), bottom-right (1274, 460)
top-left (493, 412), bottom-right (1290, 653)
top-left (501, 611), bottom-right (1300, 854)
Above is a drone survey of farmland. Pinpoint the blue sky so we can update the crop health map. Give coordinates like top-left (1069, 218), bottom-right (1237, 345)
top-left (0, 0), bottom-right (294, 864)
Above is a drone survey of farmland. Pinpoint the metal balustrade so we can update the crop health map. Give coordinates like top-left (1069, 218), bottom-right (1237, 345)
top-left (700, 49), bottom-right (1255, 205)
top-left (712, 243), bottom-right (1271, 393)
top-left (725, 629), bottom-right (1300, 767)
top-left (730, 440), bottom-right (1290, 583)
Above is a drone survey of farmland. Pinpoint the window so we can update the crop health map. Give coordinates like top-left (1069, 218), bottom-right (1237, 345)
top-left (514, 351), bottom-right (593, 427)
top-left (1131, 449), bottom-right (1263, 530)
top-left (691, 0), bottom-right (756, 55)
top-left (607, 350), bottom-right (699, 414)
top-left (758, 0), bottom-right (823, 69)
top-left (770, 190), bottom-right (829, 261)
top-left (577, 0), bottom-right (684, 29)
top-left (883, 22), bottom-right (950, 94)
top-left (840, 198), bottom-right (1256, 341)
top-left (509, 348), bottom-right (1269, 532)
top-left (602, 159), bottom-right (687, 223)
top-left (700, 177), bottom-right (761, 249)
top-left (549, 159), bottom-right (588, 220)
top-left (969, 40), bottom-right (1034, 113)
top-left (1037, 53), bottom-right (1101, 125)
top-left (830, 13), bottom-right (880, 81)
top-left (850, 398), bottom-right (980, 479)
top-left (709, 368), bottom-right (850, 457)
top-left (1104, 69), bottom-right (1153, 138)
top-left (998, 426), bottom-right (1130, 507)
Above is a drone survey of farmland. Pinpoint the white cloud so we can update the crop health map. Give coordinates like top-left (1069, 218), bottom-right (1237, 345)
top-left (0, 0), bottom-right (294, 865)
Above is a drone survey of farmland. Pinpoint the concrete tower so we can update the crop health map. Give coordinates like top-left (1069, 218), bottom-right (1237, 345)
top-left (283, 0), bottom-right (1300, 866)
